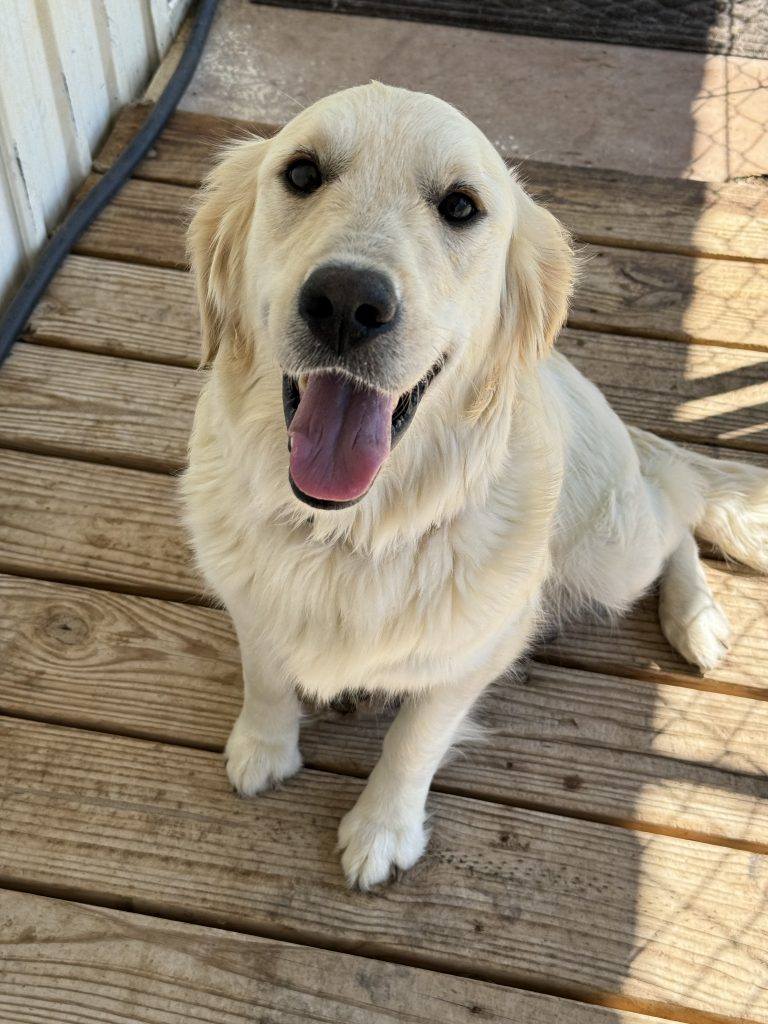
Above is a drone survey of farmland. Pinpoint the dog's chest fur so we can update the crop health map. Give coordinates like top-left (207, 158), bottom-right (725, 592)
top-left (184, 385), bottom-right (558, 700)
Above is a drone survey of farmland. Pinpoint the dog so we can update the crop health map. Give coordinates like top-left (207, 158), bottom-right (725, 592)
top-left (182, 82), bottom-right (768, 889)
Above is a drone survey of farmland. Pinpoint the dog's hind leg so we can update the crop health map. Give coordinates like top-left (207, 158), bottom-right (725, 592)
top-left (659, 531), bottom-right (731, 671)
top-left (630, 424), bottom-right (768, 670)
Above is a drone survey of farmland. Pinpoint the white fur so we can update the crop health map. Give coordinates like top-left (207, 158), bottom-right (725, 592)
top-left (182, 84), bottom-right (768, 889)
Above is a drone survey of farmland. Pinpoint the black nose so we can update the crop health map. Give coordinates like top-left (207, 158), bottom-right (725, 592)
top-left (298, 265), bottom-right (399, 354)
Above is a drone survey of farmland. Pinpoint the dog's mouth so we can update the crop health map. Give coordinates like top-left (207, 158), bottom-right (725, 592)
top-left (282, 360), bottom-right (443, 510)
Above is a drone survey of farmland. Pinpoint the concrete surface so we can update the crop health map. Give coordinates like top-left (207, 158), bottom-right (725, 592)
top-left (181, 0), bottom-right (767, 181)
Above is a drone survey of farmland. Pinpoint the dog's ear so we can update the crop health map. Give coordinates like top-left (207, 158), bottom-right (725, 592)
top-left (187, 137), bottom-right (270, 367)
top-left (503, 187), bottom-right (575, 363)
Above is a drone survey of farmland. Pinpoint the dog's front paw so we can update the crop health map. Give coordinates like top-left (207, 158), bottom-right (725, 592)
top-left (660, 595), bottom-right (731, 671)
top-left (225, 714), bottom-right (302, 796)
top-left (337, 802), bottom-right (428, 890)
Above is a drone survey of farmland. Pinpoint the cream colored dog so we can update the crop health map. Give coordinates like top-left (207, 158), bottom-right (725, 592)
top-left (183, 83), bottom-right (768, 889)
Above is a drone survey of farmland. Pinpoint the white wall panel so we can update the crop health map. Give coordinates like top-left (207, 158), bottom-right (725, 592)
top-left (0, 154), bottom-right (25, 301)
top-left (149, 0), bottom-right (190, 55)
top-left (0, 0), bottom-right (192, 312)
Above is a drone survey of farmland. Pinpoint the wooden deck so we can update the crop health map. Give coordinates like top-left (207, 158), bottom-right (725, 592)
top-left (1, 106), bottom-right (767, 1024)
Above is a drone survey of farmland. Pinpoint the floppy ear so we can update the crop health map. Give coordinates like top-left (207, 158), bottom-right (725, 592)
top-left (503, 187), bottom-right (575, 363)
top-left (187, 137), bottom-right (270, 366)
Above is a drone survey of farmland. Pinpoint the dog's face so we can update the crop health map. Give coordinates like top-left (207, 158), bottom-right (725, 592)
top-left (190, 84), bottom-right (573, 510)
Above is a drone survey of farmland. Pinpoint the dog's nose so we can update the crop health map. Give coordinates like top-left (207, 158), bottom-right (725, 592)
top-left (298, 265), bottom-right (399, 353)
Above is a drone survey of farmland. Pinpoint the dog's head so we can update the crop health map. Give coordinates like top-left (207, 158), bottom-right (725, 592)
top-left (189, 83), bottom-right (574, 512)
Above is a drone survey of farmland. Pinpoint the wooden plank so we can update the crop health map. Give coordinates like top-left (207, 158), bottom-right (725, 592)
top-left (44, 1), bottom-right (113, 155)
top-left (0, 0), bottom-right (87, 252)
top-left (0, 891), bottom-right (681, 1024)
top-left (524, 161), bottom-right (768, 263)
top-left (0, 449), bottom-right (198, 600)
top-left (93, 103), bottom-right (276, 185)
top-left (10, 323), bottom-right (768, 474)
top-left (2, 575), bottom-right (765, 850)
top-left (0, 575), bottom-right (237, 748)
top-left (0, 167), bottom-right (25, 308)
top-left (25, 255), bottom-right (198, 366)
top-left (0, 343), bottom-right (198, 471)
top-left (74, 175), bottom-right (191, 270)
top-left (572, 245), bottom-right (768, 351)
top-left (1, 717), bottom-right (766, 1022)
top-left (544, 560), bottom-right (768, 698)
top-left (0, 334), bottom-right (198, 467)
top-left (316, 704), bottom-right (768, 854)
top-left (70, 176), bottom-right (768, 350)
top-left (560, 329), bottom-right (768, 451)
top-left (96, 107), bottom-right (768, 261)
top-left (307, 662), bottom-right (768, 850)
top-left (148, 0), bottom-right (192, 57)
top-left (97, 0), bottom-right (156, 106)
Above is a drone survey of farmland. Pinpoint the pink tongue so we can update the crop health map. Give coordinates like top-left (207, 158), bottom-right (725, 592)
top-left (288, 372), bottom-right (394, 503)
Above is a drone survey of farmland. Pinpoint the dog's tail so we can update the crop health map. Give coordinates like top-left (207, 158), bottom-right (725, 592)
top-left (629, 425), bottom-right (768, 574)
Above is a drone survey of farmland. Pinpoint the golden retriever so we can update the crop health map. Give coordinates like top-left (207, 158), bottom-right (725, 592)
top-left (182, 83), bottom-right (768, 889)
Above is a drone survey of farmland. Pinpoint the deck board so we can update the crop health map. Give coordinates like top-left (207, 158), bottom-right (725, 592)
top-left (0, 342), bottom-right (197, 470)
top-left (547, 559), bottom-right (768, 697)
top-left (3, 890), bottom-right (678, 1024)
top-left (2, 717), bottom-right (767, 1022)
top-left (2, 450), bottom-right (766, 692)
top-left (0, 449), bottom-right (197, 600)
top-left (1, 103), bottom-right (766, 1022)
top-left (573, 245), bottom-right (768, 350)
top-left (26, 255), bottom-right (198, 366)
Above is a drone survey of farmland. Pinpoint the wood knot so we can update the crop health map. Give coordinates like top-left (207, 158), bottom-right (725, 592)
top-left (44, 610), bottom-right (89, 646)
top-left (563, 774), bottom-right (583, 791)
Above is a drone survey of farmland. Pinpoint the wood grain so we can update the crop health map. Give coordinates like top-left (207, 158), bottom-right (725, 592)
top-left (74, 176), bottom-right (191, 270)
top-left (5, 78), bottom-right (765, 1024)
top-left (0, 450), bottom-right (199, 599)
top-left (25, 254), bottom-right (198, 366)
top-left (523, 160), bottom-right (768, 263)
top-left (561, 328), bottom-right (768, 451)
top-left (1, 574), bottom-right (765, 850)
top-left (0, 342), bottom-right (199, 470)
top-left (306, 664), bottom-right (768, 850)
top-left (572, 245), bottom-right (768, 350)
top-left (1, 889), bottom-right (677, 1024)
top-left (0, 575), bottom-right (238, 747)
top-left (1, 717), bottom-right (766, 1022)
top-left (96, 106), bottom-right (768, 261)
top-left (94, 104), bottom-right (276, 186)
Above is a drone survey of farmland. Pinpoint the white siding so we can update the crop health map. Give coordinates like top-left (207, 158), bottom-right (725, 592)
top-left (0, 0), bottom-right (191, 310)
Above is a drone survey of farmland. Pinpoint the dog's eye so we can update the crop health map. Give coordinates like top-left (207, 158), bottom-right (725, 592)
top-left (438, 192), bottom-right (478, 224)
top-left (285, 159), bottom-right (323, 194)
